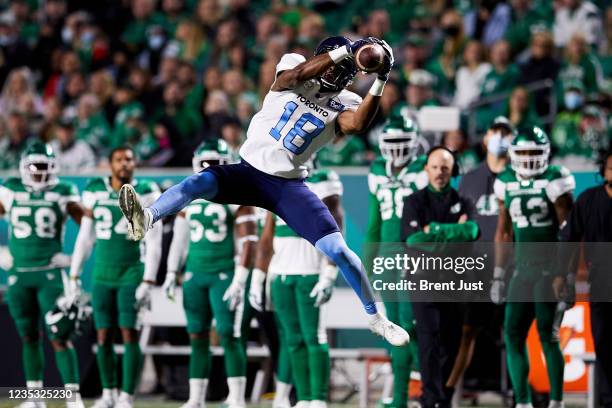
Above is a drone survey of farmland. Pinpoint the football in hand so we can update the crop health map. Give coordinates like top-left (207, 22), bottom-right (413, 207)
top-left (354, 43), bottom-right (385, 73)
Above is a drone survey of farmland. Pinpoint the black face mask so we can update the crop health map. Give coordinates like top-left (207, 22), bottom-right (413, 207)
top-left (443, 25), bottom-right (460, 37)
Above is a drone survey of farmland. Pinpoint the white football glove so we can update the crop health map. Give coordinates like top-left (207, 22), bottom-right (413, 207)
top-left (490, 279), bottom-right (506, 305)
top-left (310, 264), bottom-right (338, 307)
top-left (65, 277), bottom-right (82, 303)
top-left (50, 253), bottom-right (72, 269)
top-left (248, 268), bottom-right (266, 312)
top-left (223, 265), bottom-right (248, 311)
top-left (490, 266), bottom-right (506, 305)
top-left (0, 246), bottom-right (13, 271)
top-left (135, 281), bottom-right (153, 310)
top-left (162, 272), bottom-right (177, 301)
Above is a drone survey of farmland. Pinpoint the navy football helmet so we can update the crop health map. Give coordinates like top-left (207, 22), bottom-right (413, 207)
top-left (315, 36), bottom-right (358, 92)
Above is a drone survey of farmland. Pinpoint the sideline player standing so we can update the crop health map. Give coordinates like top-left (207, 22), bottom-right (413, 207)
top-left (118, 36), bottom-right (409, 346)
top-left (365, 115), bottom-right (426, 408)
top-left (0, 143), bottom-right (86, 408)
top-left (162, 140), bottom-right (257, 408)
top-left (68, 146), bottom-right (163, 408)
top-left (492, 127), bottom-right (575, 408)
top-left (251, 163), bottom-right (343, 408)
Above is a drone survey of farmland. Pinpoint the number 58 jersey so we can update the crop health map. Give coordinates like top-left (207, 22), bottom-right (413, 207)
top-left (240, 53), bottom-right (362, 179)
top-left (0, 177), bottom-right (79, 270)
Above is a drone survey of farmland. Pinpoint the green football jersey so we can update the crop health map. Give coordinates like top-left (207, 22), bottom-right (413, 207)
top-left (0, 178), bottom-right (79, 270)
top-left (494, 165), bottom-right (575, 243)
top-left (184, 200), bottom-right (238, 274)
top-left (366, 156), bottom-right (428, 243)
top-left (83, 177), bottom-right (160, 267)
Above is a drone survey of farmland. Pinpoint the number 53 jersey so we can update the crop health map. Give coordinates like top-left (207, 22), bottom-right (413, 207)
top-left (494, 165), bottom-right (575, 243)
top-left (0, 177), bottom-right (79, 271)
top-left (240, 53), bottom-right (362, 179)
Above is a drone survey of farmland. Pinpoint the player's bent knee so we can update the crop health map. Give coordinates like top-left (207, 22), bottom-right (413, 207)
top-left (187, 171), bottom-right (218, 200)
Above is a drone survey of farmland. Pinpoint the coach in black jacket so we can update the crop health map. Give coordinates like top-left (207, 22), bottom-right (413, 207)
top-left (401, 146), bottom-right (476, 408)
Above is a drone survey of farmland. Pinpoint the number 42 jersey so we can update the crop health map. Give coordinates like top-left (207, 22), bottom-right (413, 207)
top-left (240, 53), bottom-right (362, 179)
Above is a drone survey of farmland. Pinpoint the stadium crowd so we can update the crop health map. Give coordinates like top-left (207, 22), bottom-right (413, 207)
top-left (0, 0), bottom-right (609, 172)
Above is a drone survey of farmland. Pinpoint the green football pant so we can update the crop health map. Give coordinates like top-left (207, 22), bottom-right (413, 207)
top-left (271, 274), bottom-right (329, 402)
top-left (7, 269), bottom-right (80, 384)
top-left (92, 282), bottom-right (140, 329)
top-left (384, 299), bottom-right (420, 407)
top-left (183, 271), bottom-right (246, 378)
top-left (274, 311), bottom-right (292, 384)
top-left (505, 274), bottom-right (565, 403)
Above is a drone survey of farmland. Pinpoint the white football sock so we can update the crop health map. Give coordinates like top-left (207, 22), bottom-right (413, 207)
top-left (188, 378), bottom-right (209, 404)
top-left (226, 376), bottom-right (246, 405)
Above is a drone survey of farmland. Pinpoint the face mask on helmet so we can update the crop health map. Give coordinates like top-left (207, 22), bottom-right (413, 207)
top-left (192, 152), bottom-right (230, 173)
top-left (509, 144), bottom-right (550, 177)
top-left (379, 128), bottom-right (419, 167)
top-left (319, 59), bottom-right (357, 92)
top-left (20, 154), bottom-right (59, 191)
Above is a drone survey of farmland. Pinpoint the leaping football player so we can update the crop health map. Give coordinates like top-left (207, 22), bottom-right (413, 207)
top-left (118, 36), bottom-right (409, 346)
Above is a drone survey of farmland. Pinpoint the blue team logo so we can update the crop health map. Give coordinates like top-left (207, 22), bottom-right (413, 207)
top-left (327, 98), bottom-right (345, 112)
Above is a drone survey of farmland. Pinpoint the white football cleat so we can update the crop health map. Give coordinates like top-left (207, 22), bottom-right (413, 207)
top-left (369, 312), bottom-right (410, 346)
top-left (90, 396), bottom-right (114, 408)
top-left (119, 184), bottom-right (150, 241)
top-left (180, 402), bottom-right (205, 408)
top-left (292, 402), bottom-right (310, 408)
top-left (15, 402), bottom-right (46, 408)
top-left (113, 392), bottom-right (134, 408)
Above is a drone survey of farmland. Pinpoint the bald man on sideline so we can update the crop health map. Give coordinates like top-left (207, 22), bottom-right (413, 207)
top-left (400, 146), bottom-right (479, 408)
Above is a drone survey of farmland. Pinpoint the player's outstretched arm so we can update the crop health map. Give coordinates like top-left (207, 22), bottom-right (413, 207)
top-left (248, 212), bottom-right (276, 311)
top-left (69, 209), bottom-right (96, 277)
top-left (163, 212), bottom-right (189, 300)
top-left (336, 93), bottom-right (381, 135)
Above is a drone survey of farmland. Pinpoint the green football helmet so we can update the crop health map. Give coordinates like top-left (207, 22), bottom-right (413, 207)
top-left (509, 126), bottom-right (550, 178)
top-left (192, 140), bottom-right (231, 173)
top-left (19, 142), bottom-right (59, 191)
top-left (379, 115), bottom-right (420, 167)
top-left (45, 294), bottom-right (92, 340)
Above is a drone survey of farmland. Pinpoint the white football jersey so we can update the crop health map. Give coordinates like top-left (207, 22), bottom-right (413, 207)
top-left (240, 53), bottom-right (362, 179)
top-left (268, 170), bottom-right (343, 275)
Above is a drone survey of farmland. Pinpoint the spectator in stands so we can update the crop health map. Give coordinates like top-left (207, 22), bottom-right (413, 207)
top-left (50, 117), bottom-right (96, 172)
top-left (464, 0), bottom-right (512, 46)
top-left (427, 9), bottom-right (466, 101)
top-left (172, 19), bottom-right (209, 71)
top-left (453, 41), bottom-right (491, 110)
top-left (0, 13), bottom-right (33, 87)
top-left (0, 68), bottom-right (43, 120)
top-left (443, 128), bottom-right (480, 174)
top-left (504, 0), bottom-right (553, 55)
top-left (161, 0), bottom-right (188, 36)
top-left (75, 93), bottom-right (111, 157)
top-left (365, 9), bottom-right (396, 44)
top-left (128, 66), bottom-right (156, 117)
top-left (198, 89), bottom-right (231, 141)
top-left (297, 13), bottom-right (325, 47)
top-left (110, 83), bottom-right (145, 148)
top-left (209, 19), bottom-right (241, 70)
top-left (88, 69), bottom-right (116, 124)
top-left (196, 0), bottom-right (223, 40)
top-left (62, 72), bottom-right (86, 110)
top-left (398, 34), bottom-right (429, 90)
top-left (317, 133), bottom-right (366, 167)
top-left (481, 40), bottom-right (520, 100)
top-left (504, 86), bottom-right (542, 130)
top-left (253, 13), bottom-right (279, 61)
top-left (121, 0), bottom-right (165, 51)
top-left (153, 79), bottom-right (202, 142)
top-left (559, 34), bottom-right (602, 98)
top-left (553, 0), bottom-right (603, 48)
top-left (519, 31), bottom-right (560, 117)
top-left (0, 111), bottom-right (33, 169)
top-left (222, 68), bottom-right (254, 110)
top-left (220, 115), bottom-right (243, 161)
top-left (44, 50), bottom-right (81, 100)
top-left (394, 70), bottom-right (438, 121)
